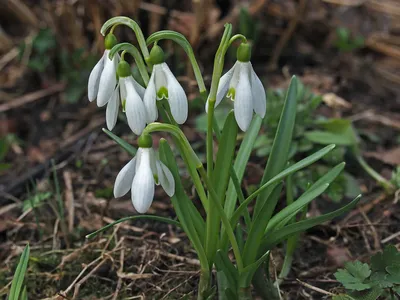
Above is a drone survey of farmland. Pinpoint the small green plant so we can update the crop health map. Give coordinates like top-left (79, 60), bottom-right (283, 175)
top-left (334, 245), bottom-right (400, 300)
top-left (20, 28), bottom-right (97, 103)
top-left (0, 134), bottom-right (21, 172)
top-left (334, 27), bottom-right (364, 52)
top-left (8, 244), bottom-right (30, 300)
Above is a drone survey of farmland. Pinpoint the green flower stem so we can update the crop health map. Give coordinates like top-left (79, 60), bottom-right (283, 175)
top-left (100, 16), bottom-right (150, 63)
top-left (198, 166), bottom-right (244, 272)
top-left (355, 154), bottom-right (394, 192)
top-left (109, 43), bottom-right (149, 86)
top-left (228, 34), bottom-right (247, 46)
top-left (144, 122), bottom-right (208, 211)
top-left (146, 30), bottom-right (206, 93)
top-left (204, 23), bottom-right (233, 269)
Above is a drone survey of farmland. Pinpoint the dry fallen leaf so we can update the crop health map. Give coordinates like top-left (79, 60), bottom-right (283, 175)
top-left (365, 147), bottom-right (400, 166)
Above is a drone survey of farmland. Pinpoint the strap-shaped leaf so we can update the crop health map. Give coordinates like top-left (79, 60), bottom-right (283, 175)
top-left (103, 128), bottom-right (136, 156)
top-left (261, 195), bottom-right (361, 250)
top-left (242, 183), bottom-right (283, 266)
top-left (231, 144), bottom-right (336, 232)
top-left (158, 139), bottom-right (208, 268)
top-left (266, 162), bottom-right (345, 233)
top-left (253, 76), bottom-right (298, 218)
top-left (222, 116), bottom-right (262, 234)
top-left (206, 111), bottom-right (238, 262)
top-left (8, 244), bottom-right (30, 300)
top-left (215, 249), bottom-right (239, 288)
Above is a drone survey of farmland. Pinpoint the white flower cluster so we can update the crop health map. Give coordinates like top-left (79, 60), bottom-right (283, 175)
top-left (87, 36), bottom-right (266, 213)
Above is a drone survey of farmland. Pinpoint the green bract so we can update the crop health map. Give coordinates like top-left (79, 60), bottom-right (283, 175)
top-left (85, 15), bottom-right (362, 300)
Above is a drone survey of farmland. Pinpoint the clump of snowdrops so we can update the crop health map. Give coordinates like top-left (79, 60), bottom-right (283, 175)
top-left (86, 16), bottom-right (361, 300)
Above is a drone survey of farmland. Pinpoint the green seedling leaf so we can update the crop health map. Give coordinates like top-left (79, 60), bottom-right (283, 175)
top-left (386, 266), bottom-right (400, 284)
top-left (8, 244), bottom-right (30, 300)
top-left (334, 261), bottom-right (371, 291)
top-left (371, 245), bottom-right (400, 273)
top-left (23, 191), bottom-right (52, 212)
top-left (305, 119), bottom-right (358, 146)
top-left (102, 128), bottom-right (136, 156)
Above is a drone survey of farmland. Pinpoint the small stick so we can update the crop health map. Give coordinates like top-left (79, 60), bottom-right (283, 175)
top-left (63, 171), bottom-right (74, 233)
top-left (296, 279), bottom-right (335, 296)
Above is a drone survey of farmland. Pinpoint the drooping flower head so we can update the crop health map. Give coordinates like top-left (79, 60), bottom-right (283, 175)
top-left (113, 134), bottom-right (175, 213)
top-left (144, 45), bottom-right (188, 125)
top-left (206, 43), bottom-right (266, 131)
top-left (88, 33), bottom-right (119, 107)
top-left (105, 60), bottom-right (147, 134)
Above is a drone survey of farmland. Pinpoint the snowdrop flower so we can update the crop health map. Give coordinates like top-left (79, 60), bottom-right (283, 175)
top-left (88, 33), bottom-right (119, 107)
top-left (113, 134), bottom-right (175, 213)
top-left (144, 45), bottom-right (188, 124)
top-left (105, 60), bottom-right (147, 134)
top-left (206, 43), bottom-right (266, 131)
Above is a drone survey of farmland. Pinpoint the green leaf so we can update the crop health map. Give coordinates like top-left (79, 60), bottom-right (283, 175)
top-left (305, 119), bottom-right (358, 146)
top-left (371, 245), bottom-right (400, 273)
top-left (261, 195), bottom-right (361, 251)
top-left (334, 261), bottom-right (371, 291)
top-left (253, 76), bottom-right (298, 218)
top-left (23, 192), bottom-right (52, 212)
top-left (214, 250), bottom-right (238, 288)
top-left (333, 294), bottom-right (356, 300)
top-left (195, 108), bottom-right (229, 133)
top-left (386, 266), bottom-right (400, 284)
top-left (8, 244), bottom-right (30, 300)
top-left (214, 111), bottom-right (238, 203)
top-left (102, 128), bottom-right (136, 156)
top-left (231, 145), bottom-right (336, 227)
top-left (222, 115), bottom-right (262, 246)
top-left (158, 139), bottom-right (208, 267)
top-left (349, 287), bottom-right (383, 300)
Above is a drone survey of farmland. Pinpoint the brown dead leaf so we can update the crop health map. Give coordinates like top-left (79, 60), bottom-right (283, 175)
top-left (322, 93), bottom-right (352, 109)
top-left (365, 147), bottom-right (400, 165)
top-left (327, 246), bottom-right (351, 267)
top-left (27, 146), bottom-right (46, 163)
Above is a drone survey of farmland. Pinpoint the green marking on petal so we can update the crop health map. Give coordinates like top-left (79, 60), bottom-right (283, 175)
top-left (157, 86), bottom-right (168, 100)
top-left (122, 99), bottom-right (126, 112)
top-left (227, 87), bottom-right (236, 101)
top-left (154, 173), bottom-right (159, 184)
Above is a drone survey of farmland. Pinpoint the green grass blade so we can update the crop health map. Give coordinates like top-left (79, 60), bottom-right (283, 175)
top-left (102, 128), bottom-right (136, 156)
top-left (261, 195), bottom-right (361, 250)
top-left (86, 215), bottom-right (181, 239)
top-left (8, 244), bottom-right (30, 300)
top-left (253, 76), bottom-right (298, 218)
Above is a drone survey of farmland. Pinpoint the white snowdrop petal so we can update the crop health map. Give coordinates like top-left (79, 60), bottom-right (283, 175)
top-left (130, 76), bottom-right (146, 99)
top-left (156, 161), bottom-right (175, 197)
top-left (205, 62), bottom-right (236, 113)
top-left (106, 84), bottom-right (120, 130)
top-left (125, 79), bottom-right (147, 135)
top-left (143, 71), bottom-right (158, 123)
top-left (135, 148), bottom-right (143, 173)
top-left (250, 63), bottom-right (266, 118)
top-left (114, 157), bottom-right (136, 198)
top-left (88, 52), bottom-right (105, 102)
top-left (154, 64), bottom-right (167, 98)
top-left (234, 64), bottom-right (253, 131)
top-left (162, 63), bottom-right (188, 124)
top-left (97, 54), bottom-right (117, 107)
top-left (131, 149), bottom-right (155, 213)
